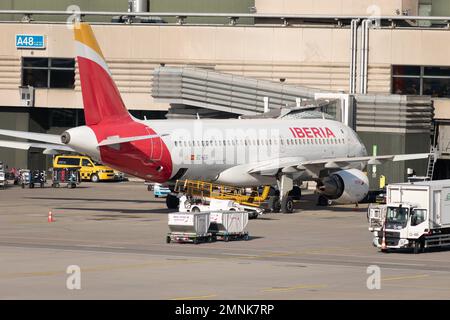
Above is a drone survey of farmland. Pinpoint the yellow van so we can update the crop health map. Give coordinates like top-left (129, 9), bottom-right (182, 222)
top-left (53, 155), bottom-right (115, 182)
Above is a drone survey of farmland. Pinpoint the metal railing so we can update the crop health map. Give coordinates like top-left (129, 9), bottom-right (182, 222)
top-left (1, 10), bottom-right (450, 27)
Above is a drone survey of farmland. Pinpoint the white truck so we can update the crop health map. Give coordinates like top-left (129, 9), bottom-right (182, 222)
top-left (368, 180), bottom-right (450, 253)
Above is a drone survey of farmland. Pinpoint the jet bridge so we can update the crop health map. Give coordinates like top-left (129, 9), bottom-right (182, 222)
top-left (151, 66), bottom-right (352, 124)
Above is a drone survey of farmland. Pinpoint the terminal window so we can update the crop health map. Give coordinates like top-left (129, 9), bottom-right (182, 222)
top-left (22, 57), bottom-right (75, 89)
top-left (392, 65), bottom-right (450, 97)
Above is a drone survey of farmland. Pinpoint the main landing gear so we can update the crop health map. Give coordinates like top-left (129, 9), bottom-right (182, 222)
top-left (277, 175), bottom-right (301, 214)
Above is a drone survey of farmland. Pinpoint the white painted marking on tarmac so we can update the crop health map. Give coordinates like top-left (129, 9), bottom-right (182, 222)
top-left (221, 253), bottom-right (258, 257)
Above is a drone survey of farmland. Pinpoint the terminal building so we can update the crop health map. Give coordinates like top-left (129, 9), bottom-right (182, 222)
top-left (0, 0), bottom-right (449, 188)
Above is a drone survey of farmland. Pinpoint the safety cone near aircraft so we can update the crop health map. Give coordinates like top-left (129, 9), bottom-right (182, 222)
top-left (0, 23), bottom-right (432, 213)
top-left (48, 210), bottom-right (54, 223)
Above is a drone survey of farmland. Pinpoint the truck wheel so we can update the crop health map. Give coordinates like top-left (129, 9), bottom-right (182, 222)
top-left (414, 240), bottom-right (425, 254)
top-left (91, 174), bottom-right (99, 183)
top-left (249, 212), bottom-right (258, 219)
top-left (166, 236), bottom-right (171, 244)
top-left (166, 194), bottom-right (179, 209)
top-left (192, 206), bottom-right (200, 212)
top-left (317, 195), bottom-right (329, 206)
top-left (281, 197), bottom-right (294, 214)
top-left (414, 241), bottom-right (421, 254)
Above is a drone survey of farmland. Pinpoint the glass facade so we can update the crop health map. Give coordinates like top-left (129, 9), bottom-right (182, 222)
top-left (22, 57), bottom-right (75, 89)
top-left (392, 65), bottom-right (450, 97)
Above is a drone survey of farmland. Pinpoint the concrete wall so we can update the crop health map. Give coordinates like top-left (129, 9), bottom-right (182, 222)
top-left (2, 23), bottom-right (450, 111)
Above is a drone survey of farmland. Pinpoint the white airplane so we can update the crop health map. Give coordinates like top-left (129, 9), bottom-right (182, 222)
top-left (0, 23), bottom-right (430, 213)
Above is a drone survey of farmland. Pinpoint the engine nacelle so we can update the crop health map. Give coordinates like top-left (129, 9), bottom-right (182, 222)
top-left (317, 169), bottom-right (369, 204)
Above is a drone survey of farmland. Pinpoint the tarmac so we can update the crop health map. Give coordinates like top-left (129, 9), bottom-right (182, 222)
top-left (0, 181), bottom-right (450, 300)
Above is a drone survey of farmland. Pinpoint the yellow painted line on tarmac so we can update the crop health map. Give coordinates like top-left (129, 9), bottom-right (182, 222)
top-left (383, 283), bottom-right (450, 291)
top-left (382, 274), bottom-right (429, 282)
top-left (262, 284), bottom-right (327, 293)
top-left (170, 294), bottom-right (217, 300)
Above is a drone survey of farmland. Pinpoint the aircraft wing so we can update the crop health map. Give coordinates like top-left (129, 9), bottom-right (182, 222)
top-left (248, 153), bottom-right (431, 176)
top-left (0, 129), bottom-right (62, 144)
top-left (0, 140), bottom-right (75, 154)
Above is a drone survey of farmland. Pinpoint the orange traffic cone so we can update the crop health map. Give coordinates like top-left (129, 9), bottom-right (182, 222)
top-left (48, 211), bottom-right (54, 223)
top-left (381, 232), bottom-right (386, 250)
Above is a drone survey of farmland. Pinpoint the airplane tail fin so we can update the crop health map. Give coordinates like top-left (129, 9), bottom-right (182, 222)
top-left (74, 23), bottom-right (131, 126)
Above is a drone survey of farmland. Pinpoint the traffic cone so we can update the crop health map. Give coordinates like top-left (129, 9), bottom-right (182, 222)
top-left (381, 232), bottom-right (386, 250)
top-left (48, 211), bottom-right (54, 223)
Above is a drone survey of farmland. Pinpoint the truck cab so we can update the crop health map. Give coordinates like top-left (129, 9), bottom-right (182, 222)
top-left (381, 203), bottom-right (428, 249)
top-left (369, 202), bottom-right (428, 251)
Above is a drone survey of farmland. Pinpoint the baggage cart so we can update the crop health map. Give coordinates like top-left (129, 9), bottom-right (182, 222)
top-left (209, 211), bottom-right (250, 241)
top-left (19, 169), bottom-right (46, 188)
top-left (51, 168), bottom-right (80, 188)
top-left (166, 212), bottom-right (213, 244)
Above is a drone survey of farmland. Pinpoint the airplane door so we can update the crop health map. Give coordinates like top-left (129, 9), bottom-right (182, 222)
top-left (147, 128), bottom-right (162, 161)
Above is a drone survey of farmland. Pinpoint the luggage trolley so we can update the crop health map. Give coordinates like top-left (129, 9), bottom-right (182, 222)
top-left (51, 168), bottom-right (80, 188)
top-left (209, 211), bottom-right (250, 242)
top-left (19, 169), bottom-right (46, 188)
top-left (166, 212), bottom-right (214, 244)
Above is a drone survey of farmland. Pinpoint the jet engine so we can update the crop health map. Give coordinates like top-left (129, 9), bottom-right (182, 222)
top-left (317, 169), bottom-right (369, 204)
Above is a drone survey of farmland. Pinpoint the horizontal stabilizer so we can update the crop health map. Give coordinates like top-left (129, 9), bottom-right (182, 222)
top-left (0, 129), bottom-right (62, 144)
top-left (0, 140), bottom-right (75, 152)
top-left (98, 133), bottom-right (168, 147)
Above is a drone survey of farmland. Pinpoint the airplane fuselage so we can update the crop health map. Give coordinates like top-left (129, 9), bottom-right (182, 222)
top-left (75, 117), bottom-right (367, 186)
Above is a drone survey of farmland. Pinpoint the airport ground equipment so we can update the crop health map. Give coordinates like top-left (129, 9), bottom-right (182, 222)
top-left (178, 195), bottom-right (263, 219)
top-left (174, 180), bottom-right (274, 218)
top-left (53, 155), bottom-right (116, 182)
top-left (153, 183), bottom-right (170, 197)
top-left (0, 162), bottom-right (6, 189)
top-left (19, 169), bottom-right (46, 188)
top-left (368, 180), bottom-right (450, 253)
top-left (167, 212), bottom-right (213, 244)
top-left (51, 168), bottom-right (80, 189)
top-left (209, 211), bottom-right (249, 242)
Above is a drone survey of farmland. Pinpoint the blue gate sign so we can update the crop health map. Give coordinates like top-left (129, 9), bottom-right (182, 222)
top-left (16, 34), bottom-right (46, 49)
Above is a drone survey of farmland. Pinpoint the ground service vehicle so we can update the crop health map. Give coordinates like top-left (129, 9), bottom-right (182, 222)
top-left (154, 183), bottom-right (171, 197)
top-left (53, 155), bottom-right (115, 182)
top-left (178, 195), bottom-right (263, 219)
top-left (369, 180), bottom-right (450, 253)
top-left (0, 162), bottom-right (6, 189)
